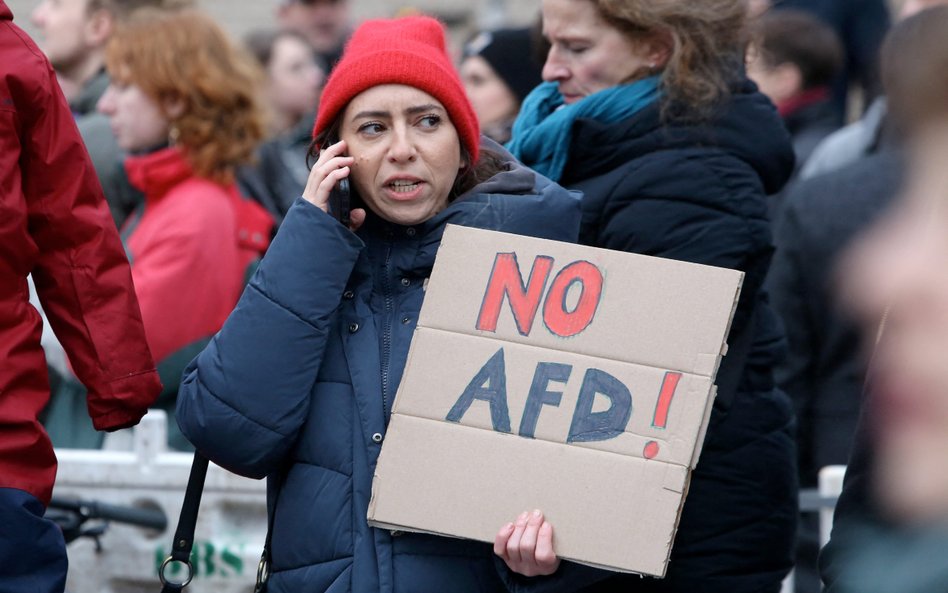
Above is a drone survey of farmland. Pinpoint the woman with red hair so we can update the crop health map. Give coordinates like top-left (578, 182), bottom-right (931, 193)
top-left (45, 8), bottom-right (273, 450)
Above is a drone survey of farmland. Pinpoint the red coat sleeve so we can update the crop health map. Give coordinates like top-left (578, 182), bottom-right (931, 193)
top-left (20, 42), bottom-right (162, 431)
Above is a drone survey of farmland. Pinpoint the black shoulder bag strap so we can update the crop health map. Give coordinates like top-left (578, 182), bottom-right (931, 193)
top-left (158, 452), bottom-right (208, 592)
top-left (158, 453), bottom-right (275, 592)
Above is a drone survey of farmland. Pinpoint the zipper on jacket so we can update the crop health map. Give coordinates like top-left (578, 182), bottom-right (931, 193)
top-left (380, 237), bottom-right (395, 422)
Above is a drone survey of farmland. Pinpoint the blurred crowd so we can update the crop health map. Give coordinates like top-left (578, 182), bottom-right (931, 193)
top-left (5, 0), bottom-right (948, 591)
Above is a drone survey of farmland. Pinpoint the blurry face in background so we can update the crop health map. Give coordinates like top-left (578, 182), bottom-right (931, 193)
top-left (97, 79), bottom-right (171, 152)
top-left (748, 0), bottom-right (773, 18)
top-left (31, 0), bottom-right (97, 72)
top-left (899, 0), bottom-right (948, 19)
top-left (841, 121), bottom-right (948, 524)
top-left (541, 0), bottom-right (665, 104)
top-left (340, 85), bottom-right (464, 226)
top-left (268, 34), bottom-right (325, 123)
top-left (277, 0), bottom-right (349, 56)
top-left (746, 45), bottom-right (803, 105)
top-left (460, 56), bottom-right (519, 129)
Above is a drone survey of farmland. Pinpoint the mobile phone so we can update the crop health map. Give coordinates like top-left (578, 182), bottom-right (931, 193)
top-left (329, 178), bottom-right (350, 226)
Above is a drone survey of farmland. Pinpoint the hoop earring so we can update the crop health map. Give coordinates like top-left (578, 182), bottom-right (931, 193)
top-left (168, 124), bottom-right (180, 146)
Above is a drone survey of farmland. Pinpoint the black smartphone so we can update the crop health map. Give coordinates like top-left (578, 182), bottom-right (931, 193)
top-left (329, 178), bottom-right (350, 226)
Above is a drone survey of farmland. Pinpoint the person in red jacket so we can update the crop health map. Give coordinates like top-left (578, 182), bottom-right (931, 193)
top-left (45, 7), bottom-right (272, 451)
top-left (0, 1), bottom-right (163, 590)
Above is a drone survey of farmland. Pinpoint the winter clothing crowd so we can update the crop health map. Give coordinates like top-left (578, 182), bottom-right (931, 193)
top-left (3, 0), bottom-right (948, 592)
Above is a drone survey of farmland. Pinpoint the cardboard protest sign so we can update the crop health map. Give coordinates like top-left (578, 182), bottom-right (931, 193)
top-left (367, 224), bottom-right (743, 576)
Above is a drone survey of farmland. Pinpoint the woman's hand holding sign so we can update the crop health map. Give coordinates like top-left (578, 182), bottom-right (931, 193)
top-left (495, 510), bottom-right (561, 577)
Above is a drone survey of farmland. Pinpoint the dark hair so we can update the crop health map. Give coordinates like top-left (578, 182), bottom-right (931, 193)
top-left (307, 123), bottom-right (508, 206)
top-left (243, 28), bottom-right (323, 71)
top-left (751, 9), bottom-right (843, 90)
top-left (881, 5), bottom-right (948, 132)
top-left (593, 0), bottom-right (749, 120)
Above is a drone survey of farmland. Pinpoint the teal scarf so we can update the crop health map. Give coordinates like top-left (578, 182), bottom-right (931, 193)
top-left (506, 77), bottom-right (660, 182)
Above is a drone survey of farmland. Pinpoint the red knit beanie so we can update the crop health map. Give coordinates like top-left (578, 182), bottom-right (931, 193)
top-left (313, 15), bottom-right (480, 165)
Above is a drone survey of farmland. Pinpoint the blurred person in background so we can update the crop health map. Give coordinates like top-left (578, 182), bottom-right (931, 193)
top-left (508, 0), bottom-right (797, 591)
top-left (0, 1), bottom-right (161, 589)
top-left (245, 28), bottom-right (326, 224)
top-left (460, 27), bottom-right (544, 144)
top-left (767, 148), bottom-right (904, 593)
top-left (764, 6), bottom-right (948, 591)
top-left (276, 0), bottom-right (350, 68)
top-left (247, 28), bottom-right (325, 137)
top-left (175, 14), bottom-right (595, 593)
top-left (747, 9), bottom-right (843, 178)
top-left (819, 8), bottom-right (948, 593)
top-left (770, 0), bottom-right (890, 123)
top-left (748, 0), bottom-right (771, 18)
top-left (797, 0), bottom-right (947, 179)
top-left (43, 8), bottom-right (273, 451)
top-left (30, 0), bottom-right (192, 226)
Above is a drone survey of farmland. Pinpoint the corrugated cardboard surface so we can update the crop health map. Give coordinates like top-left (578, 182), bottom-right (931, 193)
top-left (368, 225), bottom-right (743, 576)
top-left (419, 225), bottom-right (742, 377)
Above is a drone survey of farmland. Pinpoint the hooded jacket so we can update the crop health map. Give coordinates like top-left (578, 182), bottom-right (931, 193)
top-left (177, 140), bottom-right (586, 592)
top-left (0, 0), bottom-right (160, 505)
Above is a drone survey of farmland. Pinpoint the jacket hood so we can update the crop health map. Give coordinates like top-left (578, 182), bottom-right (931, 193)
top-left (355, 136), bottom-right (582, 279)
top-left (2, 1), bottom-right (13, 20)
top-left (562, 78), bottom-right (795, 195)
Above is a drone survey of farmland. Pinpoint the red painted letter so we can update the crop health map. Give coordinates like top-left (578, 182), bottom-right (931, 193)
top-left (476, 253), bottom-right (554, 336)
top-left (542, 261), bottom-right (604, 338)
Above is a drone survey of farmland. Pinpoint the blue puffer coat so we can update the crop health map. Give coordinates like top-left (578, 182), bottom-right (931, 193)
top-left (176, 142), bottom-right (588, 593)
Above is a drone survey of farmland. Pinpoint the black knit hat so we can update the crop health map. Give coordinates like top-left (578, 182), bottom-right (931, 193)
top-left (463, 27), bottom-right (544, 104)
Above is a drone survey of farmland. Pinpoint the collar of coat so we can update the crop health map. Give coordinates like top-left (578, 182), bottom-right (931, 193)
top-left (124, 146), bottom-right (199, 200)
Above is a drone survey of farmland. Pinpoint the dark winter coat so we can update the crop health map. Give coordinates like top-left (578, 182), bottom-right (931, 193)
top-left (768, 149), bottom-right (903, 487)
top-left (176, 142), bottom-right (594, 593)
top-left (553, 79), bottom-right (799, 593)
top-left (768, 151), bottom-right (903, 593)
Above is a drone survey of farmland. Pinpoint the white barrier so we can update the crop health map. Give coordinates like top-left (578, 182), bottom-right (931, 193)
top-left (818, 465), bottom-right (847, 547)
top-left (781, 464), bottom-right (848, 593)
top-left (53, 410), bottom-right (267, 593)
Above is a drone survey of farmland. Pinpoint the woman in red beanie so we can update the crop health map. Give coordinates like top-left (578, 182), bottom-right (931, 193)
top-left (176, 14), bottom-right (592, 593)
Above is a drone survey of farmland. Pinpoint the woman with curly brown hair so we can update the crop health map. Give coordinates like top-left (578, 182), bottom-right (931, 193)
top-left (507, 1), bottom-right (798, 591)
top-left (83, 8), bottom-right (273, 449)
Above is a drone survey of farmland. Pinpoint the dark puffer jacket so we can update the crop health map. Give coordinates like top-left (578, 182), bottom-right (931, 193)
top-left (176, 142), bottom-right (588, 593)
top-left (556, 80), bottom-right (800, 593)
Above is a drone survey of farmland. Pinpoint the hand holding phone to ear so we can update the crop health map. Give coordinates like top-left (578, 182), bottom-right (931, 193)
top-left (302, 140), bottom-right (366, 231)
